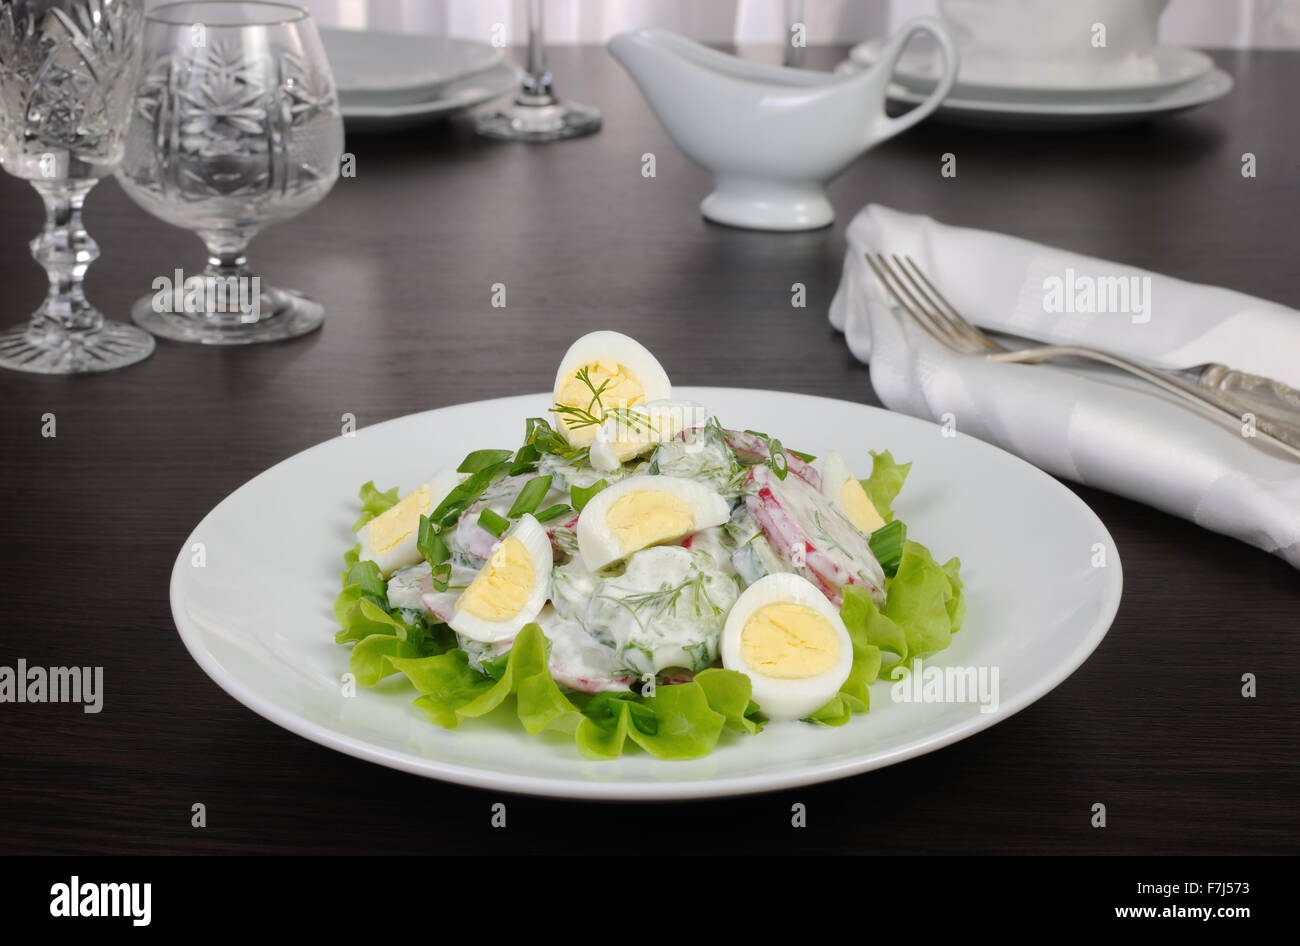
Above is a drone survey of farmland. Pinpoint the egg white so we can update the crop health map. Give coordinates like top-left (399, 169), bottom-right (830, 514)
top-left (721, 572), bottom-right (854, 721)
top-left (576, 474), bottom-right (730, 571)
top-left (449, 513), bottom-right (553, 643)
top-left (552, 331), bottom-right (673, 446)
top-left (588, 399), bottom-right (707, 472)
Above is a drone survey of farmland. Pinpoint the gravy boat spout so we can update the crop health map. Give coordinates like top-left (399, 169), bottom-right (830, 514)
top-left (609, 21), bottom-right (958, 231)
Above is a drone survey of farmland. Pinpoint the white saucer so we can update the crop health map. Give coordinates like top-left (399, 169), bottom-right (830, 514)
top-left (850, 36), bottom-right (1214, 101)
top-left (338, 59), bottom-right (521, 133)
top-left (321, 28), bottom-right (503, 106)
top-left (834, 58), bottom-right (1233, 131)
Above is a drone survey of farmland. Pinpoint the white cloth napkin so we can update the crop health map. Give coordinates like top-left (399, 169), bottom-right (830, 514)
top-left (829, 204), bottom-right (1300, 568)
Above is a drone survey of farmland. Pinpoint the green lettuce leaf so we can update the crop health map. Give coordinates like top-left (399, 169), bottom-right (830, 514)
top-left (351, 633), bottom-right (423, 686)
top-left (806, 586), bottom-right (884, 725)
top-left (352, 481), bottom-right (400, 532)
top-left (805, 543), bottom-right (963, 722)
top-left (334, 596), bottom-right (408, 645)
top-left (574, 682), bottom-right (732, 761)
top-left (882, 540), bottom-right (965, 667)
top-left (694, 668), bottom-right (765, 734)
top-left (859, 450), bottom-right (912, 523)
top-left (390, 624), bottom-right (581, 736)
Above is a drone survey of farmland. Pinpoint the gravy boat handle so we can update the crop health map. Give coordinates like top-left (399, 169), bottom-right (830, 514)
top-left (872, 18), bottom-right (960, 140)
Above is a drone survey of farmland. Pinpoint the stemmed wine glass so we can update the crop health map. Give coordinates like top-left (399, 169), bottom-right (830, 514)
top-left (476, 0), bottom-right (601, 141)
top-left (116, 1), bottom-right (343, 344)
top-left (783, 0), bottom-right (806, 67)
top-left (0, 0), bottom-right (154, 374)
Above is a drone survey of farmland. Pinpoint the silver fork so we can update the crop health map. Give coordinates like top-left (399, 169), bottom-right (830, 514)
top-left (865, 252), bottom-right (1300, 461)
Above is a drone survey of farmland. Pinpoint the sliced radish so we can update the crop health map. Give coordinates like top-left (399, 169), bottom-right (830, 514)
top-left (722, 428), bottom-right (821, 489)
top-left (743, 464), bottom-right (885, 606)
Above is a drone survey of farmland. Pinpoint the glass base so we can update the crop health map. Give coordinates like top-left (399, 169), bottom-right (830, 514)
top-left (475, 96), bottom-right (602, 142)
top-left (0, 317), bottom-right (155, 374)
top-left (131, 287), bottom-right (324, 345)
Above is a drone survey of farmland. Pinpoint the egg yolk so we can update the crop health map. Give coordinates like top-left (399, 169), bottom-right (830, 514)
top-left (607, 490), bottom-right (694, 553)
top-left (457, 537), bottom-right (535, 621)
top-left (368, 484), bottom-right (432, 553)
top-left (740, 603), bottom-right (840, 679)
top-left (555, 360), bottom-right (646, 446)
top-left (840, 479), bottom-right (885, 534)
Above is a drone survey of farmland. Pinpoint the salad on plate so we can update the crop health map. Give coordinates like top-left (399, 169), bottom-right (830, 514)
top-left (335, 332), bottom-right (966, 760)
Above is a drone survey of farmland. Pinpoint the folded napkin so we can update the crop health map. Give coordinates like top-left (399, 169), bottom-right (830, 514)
top-left (830, 204), bottom-right (1300, 568)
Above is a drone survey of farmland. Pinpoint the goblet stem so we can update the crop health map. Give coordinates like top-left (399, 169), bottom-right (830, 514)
top-left (196, 230), bottom-right (262, 322)
top-left (784, 0), bottom-right (806, 67)
top-left (202, 235), bottom-right (254, 285)
top-left (520, 0), bottom-right (554, 100)
top-left (474, 0), bottom-right (600, 141)
top-left (0, 177), bottom-right (154, 374)
top-left (29, 179), bottom-right (103, 335)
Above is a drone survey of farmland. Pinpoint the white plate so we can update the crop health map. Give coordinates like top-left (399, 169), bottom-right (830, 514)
top-left (171, 388), bottom-right (1122, 801)
top-left (851, 36), bottom-right (1214, 101)
top-left (321, 28), bottom-right (502, 105)
top-left (338, 59), bottom-right (520, 133)
top-left (836, 59), bottom-right (1232, 131)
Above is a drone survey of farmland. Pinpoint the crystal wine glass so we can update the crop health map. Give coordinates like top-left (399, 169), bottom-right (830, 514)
top-left (116, 1), bottom-right (343, 345)
top-left (475, 0), bottom-right (601, 141)
top-left (0, 0), bottom-right (154, 374)
top-left (783, 0), bottom-right (806, 67)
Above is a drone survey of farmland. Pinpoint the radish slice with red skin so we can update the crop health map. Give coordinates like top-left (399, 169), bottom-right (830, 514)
top-left (722, 429), bottom-right (821, 489)
top-left (743, 464), bottom-right (885, 607)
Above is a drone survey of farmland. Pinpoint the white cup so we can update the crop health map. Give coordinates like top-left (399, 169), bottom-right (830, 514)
top-left (938, 0), bottom-right (1169, 84)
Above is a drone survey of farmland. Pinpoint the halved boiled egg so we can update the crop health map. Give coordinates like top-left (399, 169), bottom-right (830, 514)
top-left (552, 331), bottom-right (672, 447)
top-left (588, 399), bottom-right (707, 472)
top-left (449, 513), bottom-right (553, 643)
top-left (821, 450), bottom-right (885, 535)
top-left (576, 474), bottom-right (729, 571)
top-left (358, 469), bottom-right (460, 577)
top-left (720, 573), bottom-right (854, 721)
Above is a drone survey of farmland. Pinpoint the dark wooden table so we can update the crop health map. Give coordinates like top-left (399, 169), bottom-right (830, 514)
top-left (1, 46), bottom-right (1296, 856)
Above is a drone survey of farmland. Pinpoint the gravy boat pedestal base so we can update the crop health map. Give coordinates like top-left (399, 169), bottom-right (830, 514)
top-left (701, 178), bottom-right (835, 231)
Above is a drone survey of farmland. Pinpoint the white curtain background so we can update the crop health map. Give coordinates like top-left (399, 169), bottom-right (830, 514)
top-left (145, 0), bottom-right (1300, 48)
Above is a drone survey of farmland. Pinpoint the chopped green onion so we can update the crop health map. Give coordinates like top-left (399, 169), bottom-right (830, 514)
top-left (743, 429), bottom-right (770, 440)
top-left (430, 561), bottom-right (452, 592)
top-left (429, 459), bottom-right (509, 526)
top-left (524, 416), bottom-right (585, 462)
top-left (788, 448), bottom-right (816, 463)
top-left (457, 448), bottom-right (513, 474)
top-left (768, 437), bottom-right (789, 480)
top-left (477, 508), bottom-right (510, 537)
top-left (535, 503), bottom-right (572, 523)
top-left (417, 514), bottom-right (449, 565)
top-left (510, 443), bottom-right (540, 475)
top-left (571, 479), bottom-right (608, 512)
top-left (868, 519), bottom-right (907, 578)
top-left (507, 475), bottom-right (552, 518)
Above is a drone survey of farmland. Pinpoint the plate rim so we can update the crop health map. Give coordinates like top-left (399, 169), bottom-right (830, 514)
top-left (851, 37), bottom-right (1214, 97)
top-left (338, 60), bottom-right (520, 120)
top-left (170, 387), bottom-right (1124, 801)
top-left (891, 67), bottom-right (1233, 118)
top-left (320, 27), bottom-right (503, 97)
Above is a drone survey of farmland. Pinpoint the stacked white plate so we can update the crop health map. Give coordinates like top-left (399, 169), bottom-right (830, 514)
top-left (839, 34), bottom-right (1232, 130)
top-left (321, 28), bottom-right (520, 133)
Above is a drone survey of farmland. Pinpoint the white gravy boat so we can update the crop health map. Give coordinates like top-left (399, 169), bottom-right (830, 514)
top-left (608, 20), bottom-right (958, 231)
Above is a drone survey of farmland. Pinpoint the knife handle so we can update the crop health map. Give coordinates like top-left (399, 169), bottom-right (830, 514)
top-left (1198, 364), bottom-right (1300, 425)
